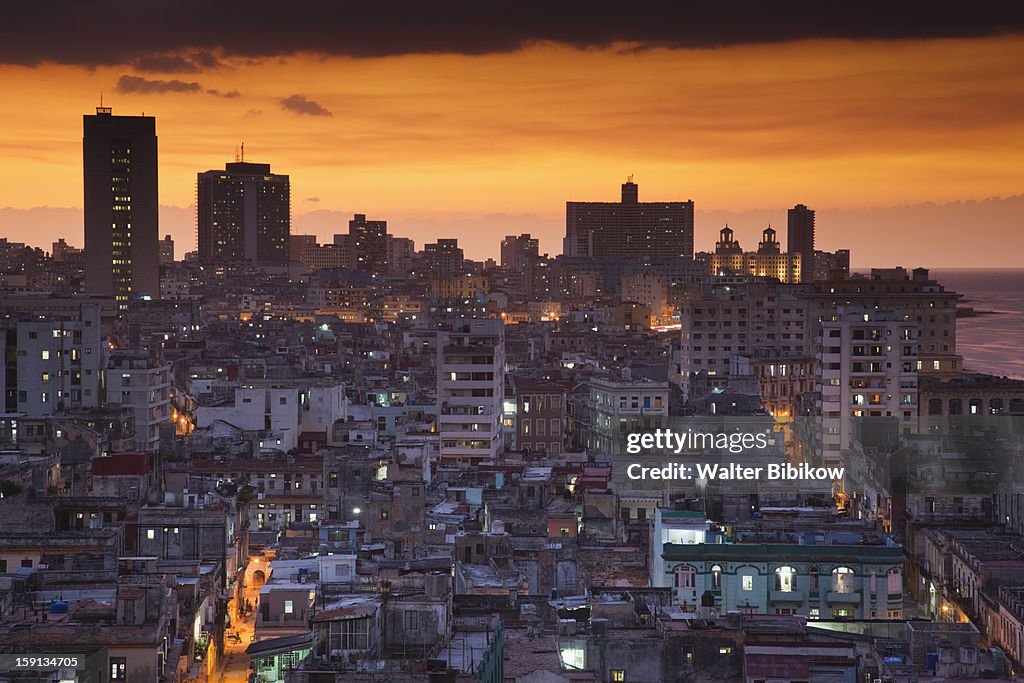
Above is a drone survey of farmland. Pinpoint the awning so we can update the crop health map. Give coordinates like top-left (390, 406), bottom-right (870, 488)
top-left (245, 632), bottom-right (313, 657)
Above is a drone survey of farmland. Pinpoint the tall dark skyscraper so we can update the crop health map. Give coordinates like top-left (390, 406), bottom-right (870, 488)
top-left (564, 180), bottom-right (694, 260)
top-left (787, 203), bottom-right (815, 283)
top-left (83, 106), bottom-right (160, 304)
top-left (348, 213), bottom-right (388, 273)
top-left (196, 161), bottom-right (290, 263)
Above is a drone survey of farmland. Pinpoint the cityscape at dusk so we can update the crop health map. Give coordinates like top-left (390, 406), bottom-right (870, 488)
top-left (3, 8), bottom-right (1024, 265)
top-left (1, 4), bottom-right (1024, 683)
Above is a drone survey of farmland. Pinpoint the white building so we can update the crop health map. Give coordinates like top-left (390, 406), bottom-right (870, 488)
top-left (817, 308), bottom-right (918, 466)
top-left (679, 280), bottom-right (809, 400)
top-left (105, 349), bottom-right (171, 451)
top-left (653, 509), bottom-right (906, 620)
top-left (587, 374), bottom-right (669, 456)
top-left (620, 273), bottom-right (670, 324)
top-left (195, 382), bottom-right (347, 453)
top-left (437, 319), bottom-right (504, 465)
top-left (0, 302), bottom-right (106, 416)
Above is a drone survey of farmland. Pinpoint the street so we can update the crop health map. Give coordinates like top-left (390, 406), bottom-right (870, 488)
top-left (216, 580), bottom-right (262, 683)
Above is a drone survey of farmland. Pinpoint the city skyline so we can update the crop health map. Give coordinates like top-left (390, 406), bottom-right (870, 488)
top-left (2, 28), bottom-right (1024, 265)
top-left (3, 7), bottom-right (1024, 682)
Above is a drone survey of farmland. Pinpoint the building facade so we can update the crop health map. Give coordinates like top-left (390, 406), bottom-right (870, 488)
top-left (105, 349), bottom-right (171, 452)
top-left (817, 308), bottom-right (919, 466)
top-left (437, 319), bottom-right (505, 465)
top-left (787, 204), bottom-right (815, 284)
top-left (83, 107), bottom-right (160, 304)
top-left (564, 180), bottom-right (694, 261)
top-left (196, 161), bottom-right (290, 263)
top-left (679, 280), bottom-right (810, 399)
top-left (587, 376), bottom-right (669, 456)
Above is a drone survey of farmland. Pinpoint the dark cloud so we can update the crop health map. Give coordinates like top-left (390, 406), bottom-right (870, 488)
top-left (2, 2), bottom-right (1024, 66)
top-left (281, 95), bottom-right (332, 117)
top-left (129, 50), bottom-right (222, 73)
top-left (115, 75), bottom-right (203, 94)
top-left (115, 75), bottom-right (240, 97)
top-left (305, 197), bottom-right (321, 202)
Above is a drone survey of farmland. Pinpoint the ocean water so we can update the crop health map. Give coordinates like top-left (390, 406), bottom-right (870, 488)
top-left (931, 269), bottom-right (1024, 379)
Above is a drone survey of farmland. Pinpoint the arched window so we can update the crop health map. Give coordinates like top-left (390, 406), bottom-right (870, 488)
top-left (674, 565), bottom-right (696, 589)
top-left (948, 398), bottom-right (963, 415)
top-left (808, 566), bottom-right (820, 592)
top-left (928, 398), bottom-right (943, 416)
top-left (969, 398), bottom-right (983, 415)
top-left (832, 567), bottom-right (855, 593)
top-left (775, 566), bottom-right (797, 592)
top-left (711, 565), bottom-right (722, 590)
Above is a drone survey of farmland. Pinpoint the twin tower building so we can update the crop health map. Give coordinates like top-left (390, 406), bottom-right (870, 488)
top-left (83, 107), bottom-right (290, 305)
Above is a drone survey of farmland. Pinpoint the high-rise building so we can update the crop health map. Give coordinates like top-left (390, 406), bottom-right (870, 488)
top-left (105, 348), bottom-right (171, 452)
top-left (419, 239), bottom-right (465, 277)
top-left (500, 233), bottom-right (542, 299)
top-left (805, 268), bottom-right (960, 358)
top-left (437, 319), bottom-right (504, 466)
top-left (159, 234), bottom-right (174, 265)
top-left (347, 214), bottom-right (388, 273)
top-left (196, 161), bottom-right (290, 263)
top-left (83, 107), bottom-right (160, 305)
top-left (386, 236), bottom-right (415, 274)
top-left (0, 302), bottom-right (105, 415)
top-left (787, 204), bottom-right (815, 283)
top-left (817, 308), bottom-right (919, 466)
top-left (564, 180), bottom-right (694, 260)
top-left (679, 280), bottom-right (810, 399)
top-left (500, 233), bottom-right (540, 272)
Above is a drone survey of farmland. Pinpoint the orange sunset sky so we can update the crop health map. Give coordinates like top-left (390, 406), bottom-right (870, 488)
top-left (1, 17), bottom-right (1024, 266)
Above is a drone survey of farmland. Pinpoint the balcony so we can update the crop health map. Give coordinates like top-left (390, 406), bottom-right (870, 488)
top-left (826, 591), bottom-right (861, 604)
top-left (769, 589), bottom-right (803, 603)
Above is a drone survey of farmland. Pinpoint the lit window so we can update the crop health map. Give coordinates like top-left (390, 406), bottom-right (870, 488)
top-left (742, 575), bottom-right (753, 591)
top-left (832, 567), bottom-right (855, 593)
top-left (284, 600), bottom-right (294, 614)
top-left (775, 566), bottom-right (797, 592)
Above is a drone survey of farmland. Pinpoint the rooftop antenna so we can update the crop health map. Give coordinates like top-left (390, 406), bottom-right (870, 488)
top-left (234, 144), bottom-right (240, 163)
top-left (241, 141), bottom-right (245, 163)
top-left (96, 91), bottom-right (112, 115)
